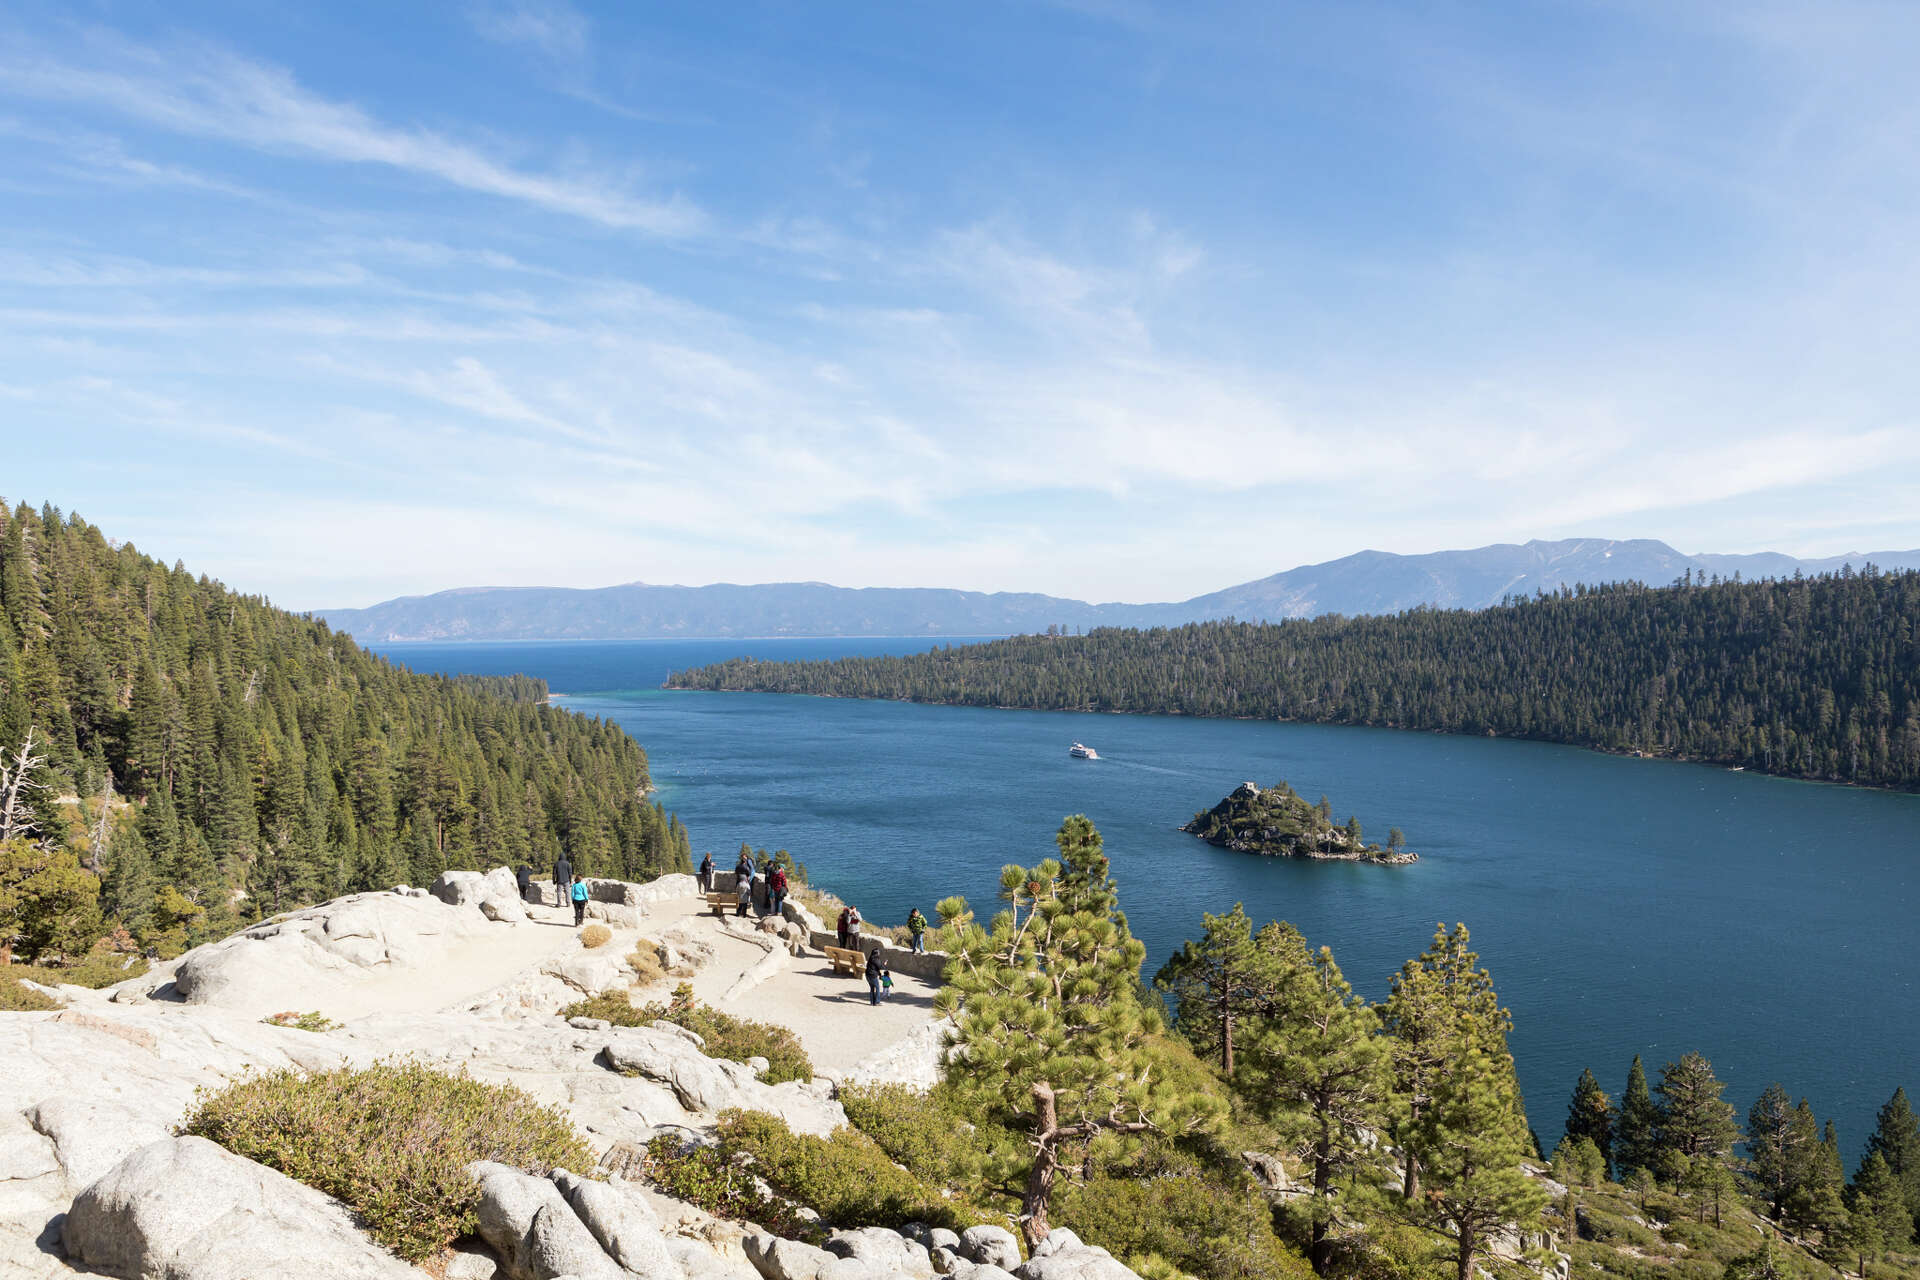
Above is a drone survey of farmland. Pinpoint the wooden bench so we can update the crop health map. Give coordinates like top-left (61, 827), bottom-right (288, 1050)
top-left (823, 945), bottom-right (868, 976)
top-left (704, 892), bottom-right (737, 917)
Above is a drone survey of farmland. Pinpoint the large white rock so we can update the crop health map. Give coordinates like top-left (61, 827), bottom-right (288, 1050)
top-left (827, 1226), bottom-right (934, 1277)
top-left (62, 1136), bottom-right (419, 1279)
top-left (599, 1027), bottom-right (846, 1137)
top-left (432, 869), bottom-right (491, 906)
top-left (172, 891), bottom-right (488, 1013)
top-left (26, 1098), bottom-right (171, 1189)
top-left (483, 893), bottom-right (530, 924)
top-left (742, 1234), bottom-right (876, 1280)
top-left (553, 1169), bottom-right (681, 1280)
top-left (957, 1227), bottom-right (1021, 1272)
top-left (1013, 1235), bottom-right (1139, 1280)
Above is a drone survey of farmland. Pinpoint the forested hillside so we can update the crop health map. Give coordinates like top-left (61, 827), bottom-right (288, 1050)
top-left (670, 570), bottom-right (1920, 788)
top-left (0, 500), bottom-right (688, 964)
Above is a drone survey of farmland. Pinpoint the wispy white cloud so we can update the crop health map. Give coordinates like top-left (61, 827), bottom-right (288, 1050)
top-left (0, 33), bottom-right (704, 235)
top-left (468, 0), bottom-right (589, 66)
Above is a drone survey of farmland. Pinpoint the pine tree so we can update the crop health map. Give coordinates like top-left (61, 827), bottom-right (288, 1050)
top-left (1414, 1011), bottom-right (1549, 1280)
top-left (1865, 1087), bottom-right (1920, 1232)
top-left (1748, 1083), bottom-right (1809, 1221)
top-left (1786, 1111), bottom-right (1848, 1236)
top-left (101, 821), bottom-right (155, 935)
top-left (1657, 1052), bottom-right (1740, 1168)
top-left (1565, 1068), bottom-right (1615, 1178)
top-left (936, 815), bottom-right (1221, 1249)
top-left (1242, 932), bottom-right (1392, 1275)
top-left (1153, 902), bottom-right (1288, 1075)
top-left (1850, 1151), bottom-right (1912, 1269)
top-left (1383, 923), bottom-right (1501, 1201)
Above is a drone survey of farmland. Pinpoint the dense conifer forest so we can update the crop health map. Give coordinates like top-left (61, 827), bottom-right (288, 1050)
top-left (0, 500), bottom-right (689, 963)
top-left (670, 570), bottom-right (1920, 789)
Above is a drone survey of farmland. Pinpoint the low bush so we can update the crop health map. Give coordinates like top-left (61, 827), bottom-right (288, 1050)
top-left (628, 943), bottom-right (666, 986)
top-left (262, 1010), bottom-right (340, 1032)
top-left (181, 1059), bottom-right (592, 1261)
top-left (642, 1132), bottom-right (823, 1242)
top-left (715, 1109), bottom-right (987, 1233)
top-left (566, 983), bottom-right (812, 1083)
top-left (52, 940), bottom-right (151, 989)
top-left (1056, 1139), bottom-right (1312, 1280)
top-left (838, 1081), bottom-right (1007, 1197)
top-left (0, 973), bottom-right (61, 1011)
top-left (580, 923), bottom-right (612, 948)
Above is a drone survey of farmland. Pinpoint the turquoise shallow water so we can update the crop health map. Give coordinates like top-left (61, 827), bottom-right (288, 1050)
top-left (377, 637), bottom-right (1920, 1156)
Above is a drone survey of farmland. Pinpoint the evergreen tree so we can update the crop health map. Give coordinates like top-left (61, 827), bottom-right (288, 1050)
top-left (1241, 932), bottom-right (1392, 1275)
top-left (1850, 1151), bottom-right (1912, 1269)
top-left (1413, 1010), bottom-right (1549, 1280)
top-left (1153, 902), bottom-right (1288, 1075)
top-left (1657, 1052), bottom-right (1741, 1167)
top-left (0, 837), bottom-right (103, 962)
top-left (101, 822), bottom-right (155, 935)
top-left (1383, 923), bottom-right (1502, 1201)
top-left (1565, 1068), bottom-right (1615, 1178)
top-left (1786, 1112), bottom-right (1848, 1236)
top-left (1748, 1083), bottom-right (1809, 1221)
top-left (937, 815), bottom-right (1221, 1249)
top-left (1864, 1087), bottom-right (1920, 1232)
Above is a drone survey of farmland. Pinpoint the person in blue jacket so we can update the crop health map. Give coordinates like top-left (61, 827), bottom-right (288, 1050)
top-left (571, 876), bottom-right (589, 926)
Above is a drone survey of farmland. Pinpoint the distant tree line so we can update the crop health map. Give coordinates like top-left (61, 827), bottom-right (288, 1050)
top-left (670, 569), bottom-right (1920, 788)
top-left (0, 500), bottom-right (689, 965)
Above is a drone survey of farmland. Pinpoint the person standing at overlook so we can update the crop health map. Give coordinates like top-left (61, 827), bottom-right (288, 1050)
top-left (697, 852), bottom-right (713, 894)
top-left (768, 864), bottom-right (789, 917)
top-left (571, 876), bottom-right (589, 927)
top-left (867, 948), bottom-right (889, 1005)
top-left (906, 907), bottom-right (927, 954)
top-left (553, 853), bottom-right (572, 906)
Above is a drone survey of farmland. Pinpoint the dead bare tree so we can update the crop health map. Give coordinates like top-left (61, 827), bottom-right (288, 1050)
top-left (86, 766), bottom-right (115, 874)
top-left (0, 726), bottom-right (48, 844)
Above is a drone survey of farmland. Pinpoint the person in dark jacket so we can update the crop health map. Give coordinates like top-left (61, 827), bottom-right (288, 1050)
top-left (867, 948), bottom-right (889, 1005)
top-left (553, 855), bottom-right (572, 902)
top-left (515, 864), bottom-right (533, 902)
top-left (768, 866), bottom-right (789, 917)
top-left (571, 876), bottom-right (589, 926)
top-left (906, 907), bottom-right (927, 954)
top-left (698, 852), bottom-right (714, 894)
top-left (836, 906), bottom-right (852, 952)
top-left (733, 850), bottom-right (753, 888)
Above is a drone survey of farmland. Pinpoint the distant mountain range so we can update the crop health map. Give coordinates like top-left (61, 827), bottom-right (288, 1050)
top-left (314, 537), bottom-right (1920, 642)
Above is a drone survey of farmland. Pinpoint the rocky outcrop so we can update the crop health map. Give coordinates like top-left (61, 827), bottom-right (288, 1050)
top-left (839, 1016), bottom-right (957, 1092)
top-left (600, 1025), bottom-right (846, 1138)
top-left (826, 1225), bottom-right (934, 1276)
top-left (173, 890), bottom-right (494, 1013)
top-left (62, 1137), bottom-right (421, 1278)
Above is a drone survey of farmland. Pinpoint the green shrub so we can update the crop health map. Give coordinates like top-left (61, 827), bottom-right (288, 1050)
top-left (716, 1109), bottom-right (988, 1233)
top-left (0, 973), bottom-right (60, 1011)
top-left (53, 942), bottom-right (151, 989)
top-left (1055, 1139), bottom-right (1311, 1280)
top-left (839, 1081), bottom-right (1009, 1197)
top-left (181, 1059), bottom-right (592, 1261)
top-left (642, 1133), bottom-right (822, 1242)
top-left (262, 1010), bottom-right (340, 1032)
top-left (567, 983), bottom-right (812, 1084)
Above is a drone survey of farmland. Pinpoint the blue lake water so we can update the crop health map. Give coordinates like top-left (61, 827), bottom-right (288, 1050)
top-left (376, 636), bottom-right (1920, 1158)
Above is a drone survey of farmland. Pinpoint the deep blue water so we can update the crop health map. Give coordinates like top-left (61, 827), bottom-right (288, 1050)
top-left (377, 637), bottom-right (1920, 1158)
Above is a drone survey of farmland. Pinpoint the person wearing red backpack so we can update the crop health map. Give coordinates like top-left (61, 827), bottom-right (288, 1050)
top-left (768, 865), bottom-right (789, 917)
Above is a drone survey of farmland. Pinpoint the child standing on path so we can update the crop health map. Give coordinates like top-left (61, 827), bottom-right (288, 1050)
top-left (570, 877), bottom-right (588, 926)
top-left (906, 907), bottom-right (927, 954)
top-left (867, 948), bottom-right (890, 1005)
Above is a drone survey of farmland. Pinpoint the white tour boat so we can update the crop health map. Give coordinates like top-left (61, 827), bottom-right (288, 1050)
top-left (1069, 742), bottom-right (1099, 760)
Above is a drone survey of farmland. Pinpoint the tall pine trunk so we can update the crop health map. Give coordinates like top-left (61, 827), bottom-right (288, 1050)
top-left (1022, 1082), bottom-right (1062, 1251)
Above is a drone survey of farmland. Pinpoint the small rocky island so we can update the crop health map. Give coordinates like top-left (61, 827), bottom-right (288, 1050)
top-left (1184, 780), bottom-right (1419, 864)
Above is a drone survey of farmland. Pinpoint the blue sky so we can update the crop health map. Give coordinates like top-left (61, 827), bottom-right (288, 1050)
top-left (3, 1), bottom-right (1917, 609)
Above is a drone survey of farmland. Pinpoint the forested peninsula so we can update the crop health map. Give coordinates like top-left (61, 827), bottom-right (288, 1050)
top-left (0, 500), bottom-right (690, 967)
top-left (668, 570), bottom-right (1920, 789)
